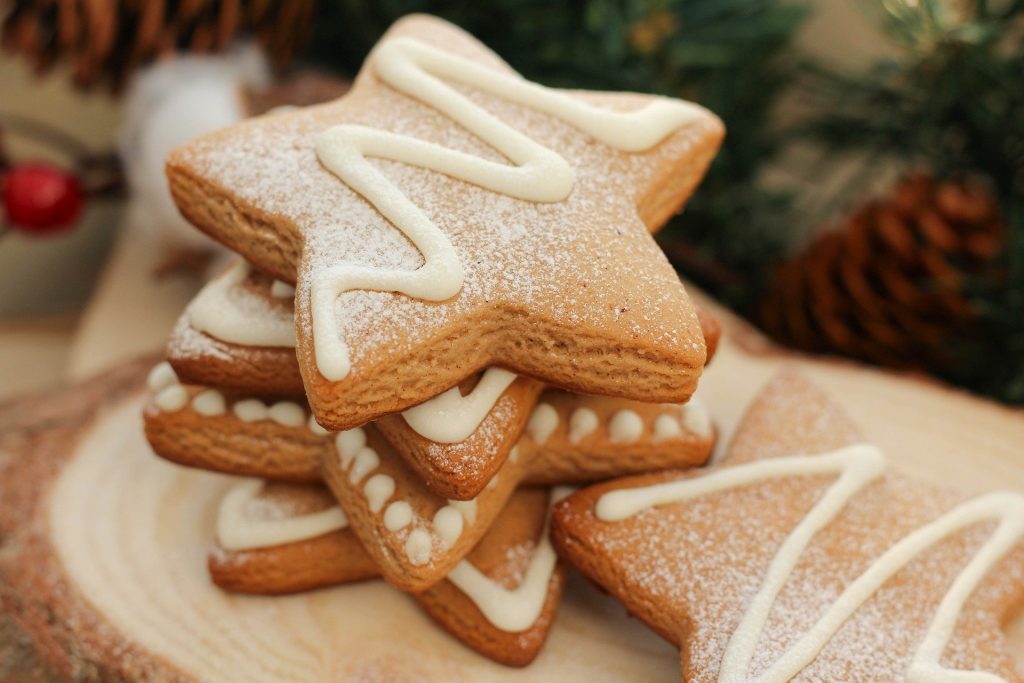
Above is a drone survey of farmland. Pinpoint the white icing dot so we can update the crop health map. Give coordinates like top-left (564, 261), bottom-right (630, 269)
top-left (267, 401), bottom-right (305, 427)
top-left (270, 280), bottom-right (296, 298)
top-left (307, 414), bottom-right (329, 435)
top-left (336, 427), bottom-right (367, 454)
top-left (364, 474), bottom-right (395, 513)
top-left (191, 389), bottom-right (226, 417)
top-left (233, 399), bottom-right (268, 422)
top-left (653, 413), bottom-right (683, 443)
top-left (404, 528), bottom-right (432, 566)
top-left (526, 403), bottom-right (558, 444)
top-left (384, 501), bottom-right (413, 531)
top-left (432, 506), bottom-right (464, 549)
top-left (608, 409), bottom-right (644, 443)
top-left (508, 445), bottom-right (519, 463)
top-left (306, 37), bottom-right (700, 382)
top-left (446, 498), bottom-right (477, 524)
top-left (683, 400), bottom-right (712, 439)
top-left (335, 428), bottom-right (366, 468)
top-left (154, 385), bottom-right (188, 412)
top-left (146, 362), bottom-right (178, 392)
top-left (568, 407), bottom-right (599, 444)
top-left (348, 447), bottom-right (379, 484)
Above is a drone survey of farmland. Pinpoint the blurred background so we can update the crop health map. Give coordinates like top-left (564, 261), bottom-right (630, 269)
top-left (0, 0), bottom-right (1021, 404)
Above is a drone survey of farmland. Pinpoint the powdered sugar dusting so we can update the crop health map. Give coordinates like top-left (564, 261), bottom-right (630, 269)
top-left (175, 21), bottom-right (713, 380)
top-left (558, 374), bottom-right (1024, 681)
top-left (242, 482), bottom-right (336, 523)
top-left (496, 540), bottom-right (539, 588)
top-left (170, 267), bottom-right (293, 362)
top-left (415, 394), bottom-right (518, 478)
top-left (571, 470), bottom-right (1024, 681)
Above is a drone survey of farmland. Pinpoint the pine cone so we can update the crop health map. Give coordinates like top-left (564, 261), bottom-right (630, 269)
top-left (1, 0), bottom-right (314, 91)
top-left (759, 173), bottom-right (1004, 372)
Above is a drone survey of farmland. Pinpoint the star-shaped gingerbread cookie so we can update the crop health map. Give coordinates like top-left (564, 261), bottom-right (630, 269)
top-left (552, 371), bottom-right (1024, 682)
top-left (166, 14), bottom-right (724, 430)
top-left (164, 259), bottom-right (721, 499)
top-left (143, 363), bottom-right (714, 590)
top-left (208, 481), bottom-right (567, 667)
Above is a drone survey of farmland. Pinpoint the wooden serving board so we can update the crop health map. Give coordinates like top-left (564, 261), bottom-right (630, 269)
top-left (1, 300), bottom-right (1022, 682)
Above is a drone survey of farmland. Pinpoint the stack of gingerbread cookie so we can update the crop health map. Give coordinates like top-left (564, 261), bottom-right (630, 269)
top-left (141, 14), bottom-right (727, 667)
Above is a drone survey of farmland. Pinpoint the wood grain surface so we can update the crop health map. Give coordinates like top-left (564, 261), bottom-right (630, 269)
top-left (1, 299), bottom-right (1021, 682)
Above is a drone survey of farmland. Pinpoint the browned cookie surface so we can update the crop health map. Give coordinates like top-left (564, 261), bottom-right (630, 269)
top-left (143, 361), bottom-right (714, 591)
top-left (165, 259), bottom-right (723, 498)
top-left (209, 484), bottom-right (566, 666)
top-left (553, 372), bottom-right (1024, 682)
top-left (168, 15), bottom-right (723, 430)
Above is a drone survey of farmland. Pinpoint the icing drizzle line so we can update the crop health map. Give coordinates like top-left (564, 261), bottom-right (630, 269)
top-left (312, 37), bottom-right (700, 380)
top-left (401, 368), bottom-right (517, 443)
top-left (446, 486), bottom-right (571, 633)
top-left (595, 444), bottom-right (1024, 682)
top-left (188, 263), bottom-right (520, 443)
top-left (213, 481), bottom-right (568, 633)
top-left (216, 479), bottom-right (348, 551)
top-left (189, 261), bottom-right (295, 348)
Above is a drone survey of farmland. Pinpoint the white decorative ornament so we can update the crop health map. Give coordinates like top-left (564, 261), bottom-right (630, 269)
top-left (120, 47), bottom-right (267, 253)
top-left (312, 37), bottom-right (700, 380)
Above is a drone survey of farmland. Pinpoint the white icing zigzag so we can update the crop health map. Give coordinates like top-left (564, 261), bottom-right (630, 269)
top-left (596, 444), bottom-right (1024, 683)
top-left (214, 479), bottom-right (569, 634)
top-left (446, 486), bottom-right (572, 633)
top-left (217, 479), bottom-right (348, 551)
top-left (401, 367), bottom-right (517, 443)
top-left (189, 261), bottom-right (296, 348)
top-left (313, 37), bottom-right (701, 380)
top-left (186, 264), bottom-right (521, 444)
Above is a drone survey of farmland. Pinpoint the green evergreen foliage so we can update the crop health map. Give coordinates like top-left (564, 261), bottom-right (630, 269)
top-left (801, 0), bottom-right (1024, 402)
top-left (303, 0), bottom-right (1024, 403)
top-left (304, 0), bottom-right (808, 307)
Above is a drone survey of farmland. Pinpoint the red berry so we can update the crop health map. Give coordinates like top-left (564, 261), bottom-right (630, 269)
top-left (2, 163), bottom-right (84, 235)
